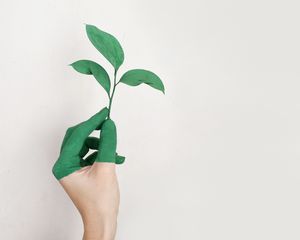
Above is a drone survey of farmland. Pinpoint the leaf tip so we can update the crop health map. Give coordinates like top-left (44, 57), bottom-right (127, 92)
top-left (84, 23), bottom-right (93, 33)
top-left (85, 23), bottom-right (95, 30)
top-left (69, 62), bottom-right (77, 68)
top-left (160, 83), bottom-right (165, 94)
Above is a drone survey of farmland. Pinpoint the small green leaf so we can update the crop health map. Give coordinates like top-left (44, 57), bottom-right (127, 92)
top-left (86, 24), bottom-right (124, 70)
top-left (119, 69), bottom-right (165, 94)
top-left (70, 60), bottom-right (93, 74)
top-left (70, 60), bottom-right (111, 95)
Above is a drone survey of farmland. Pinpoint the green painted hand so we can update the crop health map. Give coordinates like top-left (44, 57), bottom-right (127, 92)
top-left (52, 107), bottom-right (125, 180)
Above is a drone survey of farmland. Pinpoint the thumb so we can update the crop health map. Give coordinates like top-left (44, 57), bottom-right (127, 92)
top-left (96, 119), bottom-right (117, 163)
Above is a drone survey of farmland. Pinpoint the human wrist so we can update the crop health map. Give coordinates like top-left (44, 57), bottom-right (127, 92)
top-left (83, 216), bottom-right (117, 240)
top-left (83, 227), bottom-right (115, 240)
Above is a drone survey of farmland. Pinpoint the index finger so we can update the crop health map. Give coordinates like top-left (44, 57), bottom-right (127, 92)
top-left (61, 107), bottom-right (109, 155)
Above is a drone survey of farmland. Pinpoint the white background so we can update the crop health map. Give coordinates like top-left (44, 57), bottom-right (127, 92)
top-left (1, 0), bottom-right (300, 239)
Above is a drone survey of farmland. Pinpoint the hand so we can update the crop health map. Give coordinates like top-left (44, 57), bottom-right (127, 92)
top-left (52, 107), bottom-right (124, 240)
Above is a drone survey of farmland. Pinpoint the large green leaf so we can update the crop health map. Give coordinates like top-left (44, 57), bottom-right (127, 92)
top-left (70, 60), bottom-right (111, 95)
top-left (119, 69), bottom-right (165, 94)
top-left (86, 24), bottom-right (124, 71)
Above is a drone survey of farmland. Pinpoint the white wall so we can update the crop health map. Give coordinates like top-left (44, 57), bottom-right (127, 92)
top-left (1, 0), bottom-right (300, 239)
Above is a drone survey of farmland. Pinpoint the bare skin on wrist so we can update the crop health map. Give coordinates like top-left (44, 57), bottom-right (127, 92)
top-left (60, 162), bottom-right (119, 240)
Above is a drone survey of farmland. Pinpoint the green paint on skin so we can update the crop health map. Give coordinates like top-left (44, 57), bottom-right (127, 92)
top-left (97, 119), bottom-right (117, 163)
top-left (52, 107), bottom-right (125, 180)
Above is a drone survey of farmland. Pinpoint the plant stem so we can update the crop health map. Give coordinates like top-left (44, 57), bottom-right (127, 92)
top-left (108, 69), bottom-right (118, 119)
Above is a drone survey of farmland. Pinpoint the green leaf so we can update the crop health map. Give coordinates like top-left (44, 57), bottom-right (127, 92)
top-left (70, 60), bottom-right (111, 95)
top-left (70, 59), bottom-right (93, 74)
top-left (86, 24), bottom-right (124, 71)
top-left (119, 69), bottom-right (165, 94)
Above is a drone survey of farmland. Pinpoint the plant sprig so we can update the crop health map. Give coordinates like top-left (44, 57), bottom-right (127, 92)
top-left (70, 24), bottom-right (165, 119)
